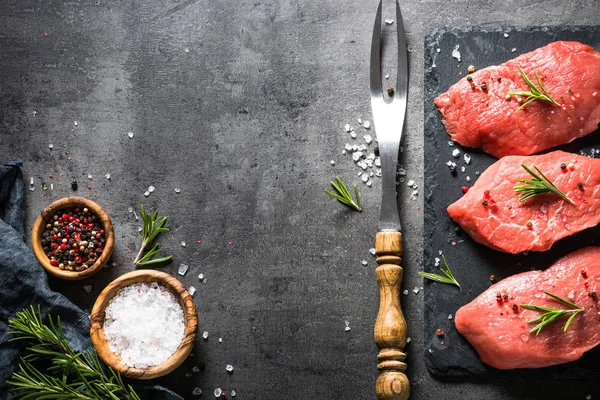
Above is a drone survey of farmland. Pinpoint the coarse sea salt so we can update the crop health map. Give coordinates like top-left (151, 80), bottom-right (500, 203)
top-left (103, 282), bottom-right (185, 368)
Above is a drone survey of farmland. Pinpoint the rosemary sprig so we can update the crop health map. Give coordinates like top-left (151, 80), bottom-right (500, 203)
top-left (520, 292), bottom-right (583, 335)
top-left (513, 164), bottom-right (575, 205)
top-left (418, 255), bottom-right (461, 290)
top-left (7, 305), bottom-right (141, 400)
top-left (324, 176), bottom-right (362, 212)
top-left (133, 204), bottom-right (173, 266)
top-left (507, 68), bottom-right (560, 111)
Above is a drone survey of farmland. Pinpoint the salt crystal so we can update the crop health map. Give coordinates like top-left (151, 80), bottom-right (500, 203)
top-left (198, 273), bottom-right (204, 280)
top-left (375, 169), bottom-right (382, 177)
top-left (188, 286), bottom-right (196, 296)
top-left (452, 149), bottom-right (460, 158)
top-left (105, 173), bottom-right (111, 180)
top-left (133, 210), bottom-right (138, 220)
top-left (175, 188), bottom-right (181, 193)
top-left (436, 48), bottom-right (441, 53)
top-left (384, 18), bottom-right (394, 25)
top-left (463, 154), bottom-right (471, 165)
top-left (50, 183), bottom-right (54, 191)
top-left (341, 150), bottom-right (346, 155)
top-left (385, 74), bottom-right (390, 79)
top-left (428, 348), bottom-right (434, 354)
top-left (202, 331), bottom-right (209, 340)
top-left (363, 121), bottom-right (371, 129)
top-left (361, 260), bottom-right (368, 266)
top-left (461, 166), bottom-right (466, 173)
top-left (32, 110), bottom-right (37, 116)
top-left (350, 132), bottom-right (357, 139)
top-left (451, 44), bottom-right (461, 62)
top-left (345, 124), bottom-right (352, 132)
top-left (407, 179), bottom-right (415, 187)
top-left (352, 144), bottom-right (358, 152)
top-left (83, 285), bottom-right (92, 293)
top-left (413, 287), bottom-right (420, 294)
top-left (214, 388), bottom-right (222, 398)
top-left (184, 47), bottom-right (190, 53)
top-left (358, 161), bottom-right (368, 170)
top-left (397, 167), bottom-right (406, 176)
top-left (402, 289), bottom-right (409, 296)
top-left (511, 47), bottom-right (516, 52)
top-left (375, 157), bottom-right (381, 167)
top-left (144, 191), bottom-right (150, 197)
top-left (406, 337), bottom-right (411, 343)
top-left (192, 387), bottom-right (202, 396)
top-left (369, 248), bottom-right (376, 256)
top-left (226, 364), bottom-right (234, 373)
top-left (231, 390), bottom-right (236, 397)
top-left (434, 257), bottom-right (440, 266)
top-left (344, 320), bottom-right (351, 331)
top-left (185, 372), bottom-right (193, 378)
top-left (330, 160), bottom-right (336, 166)
top-left (30, 177), bottom-right (34, 185)
top-left (128, 132), bottom-right (134, 138)
top-left (352, 152), bottom-right (363, 162)
top-left (504, 32), bottom-right (509, 38)
top-left (192, 366), bottom-right (200, 372)
top-left (364, 135), bottom-right (373, 144)
top-left (410, 190), bottom-right (418, 200)
top-left (74, 121), bottom-right (79, 126)
top-left (344, 143), bottom-right (353, 152)
top-left (203, 278), bottom-right (207, 284)
top-left (181, 241), bottom-right (186, 247)
top-left (218, 337), bottom-right (223, 343)
top-left (475, 171), bottom-right (480, 176)
top-left (137, 227), bottom-right (142, 232)
top-left (357, 117), bottom-right (362, 124)
top-left (358, 144), bottom-right (368, 152)
top-left (103, 282), bottom-right (185, 368)
top-left (49, 144), bottom-right (54, 149)
top-left (178, 264), bottom-right (189, 276)
top-left (448, 314), bottom-right (453, 320)
top-left (148, 185), bottom-right (155, 193)
top-left (361, 174), bottom-right (369, 183)
top-left (448, 141), bottom-right (454, 147)
top-left (367, 180), bottom-right (372, 187)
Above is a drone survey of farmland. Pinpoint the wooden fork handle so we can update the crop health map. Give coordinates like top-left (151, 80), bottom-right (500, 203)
top-left (374, 231), bottom-right (409, 400)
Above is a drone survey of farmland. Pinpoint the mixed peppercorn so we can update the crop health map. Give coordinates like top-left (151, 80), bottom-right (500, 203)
top-left (41, 207), bottom-right (106, 271)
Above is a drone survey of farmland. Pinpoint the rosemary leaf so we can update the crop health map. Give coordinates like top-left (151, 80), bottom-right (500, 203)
top-left (418, 255), bottom-right (461, 290)
top-left (514, 164), bottom-right (575, 205)
top-left (507, 68), bottom-right (560, 111)
top-left (133, 206), bottom-right (172, 267)
top-left (520, 291), bottom-right (583, 335)
top-left (324, 176), bottom-right (362, 212)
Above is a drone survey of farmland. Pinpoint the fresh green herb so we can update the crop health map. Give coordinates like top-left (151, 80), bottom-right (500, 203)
top-left (520, 292), bottom-right (583, 335)
top-left (514, 164), bottom-right (575, 205)
top-left (7, 305), bottom-right (140, 400)
top-left (133, 205), bottom-right (173, 266)
top-left (507, 68), bottom-right (560, 111)
top-left (418, 255), bottom-right (461, 290)
top-left (324, 176), bottom-right (361, 212)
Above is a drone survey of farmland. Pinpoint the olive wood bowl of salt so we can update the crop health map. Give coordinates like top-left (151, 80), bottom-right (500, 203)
top-left (90, 269), bottom-right (198, 379)
top-left (31, 197), bottom-right (115, 280)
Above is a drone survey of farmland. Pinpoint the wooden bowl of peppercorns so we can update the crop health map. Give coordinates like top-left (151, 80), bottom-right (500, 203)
top-left (31, 197), bottom-right (114, 280)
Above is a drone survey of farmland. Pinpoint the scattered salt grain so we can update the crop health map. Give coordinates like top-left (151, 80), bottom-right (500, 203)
top-left (406, 337), bottom-right (411, 344)
top-left (214, 388), bottom-right (222, 398)
top-left (466, 176), bottom-right (471, 182)
top-left (188, 286), bottom-right (196, 296)
top-left (448, 141), bottom-right (454, 147)
top-left (463, 154), bottom-right (471, 165)
top-left (181, 241), bottom-right (186, 247)
top-left (185, 372), bottom-right (192, 378)
top-left (137, 227), bottom-right (142, 232)
top-left (202, 331), bottom-right (209, 340)
top-left (105, 173), bottom-right (111, 180)
top-left (231, 390), bottom-right (237, 397)
top-left (88, 173), bottom-right (93, 180)
top-left (361, 260), bottom-right (368, 266)
top-left (184, 47), bottom-right (190, 53)
top-left (175, 188), bottom-right (181, 193)
top-left (203, 278), bottom-right (208, 284)
top-left (198, 273), bottom-right (204, 280)
top-left (451, 44), bottom-right (461, 62)
top-left (436, 48), bottom-right (441, 53)
top-left (218, 337), bottom-right (223, 343)
top-left (448, 314), bottom-right (453, 320)
top-left (128, 132), bottom-right (134, 138)
top-left (407, 179), bottom-right (415, 187)
top-left (49, 144), bottom-right (53, 149)
top-left (452, 149), bottom-right (460, 158)
top-left (461, 166), bottom-right (466, 173)
top-left (375, 157), bottom-right (381, 167)
top-left (363, 121), bottom-right (371, 129)
top-left (384, 18), bottom-right (394, 25)
top-left (83, 285), bottom-right (92, 293)
top-left (350, 132), bottom-right (357, 139)
top-left (352, 152), bottom-right (363, 162)
top-left (410, 190), bottom-right (418, 200)
top-left (342, 150), bottom-right (346, 155)
top-left (345, 124), bottom-right (352, 132)
top-left (148, 185), bottom-right (155, 193)
top-left (144, 191), bottom-right (150, 197)
top-left (226, 364), bottom-right (234, 373)
top-left (344, 320), bottom-right (351, 331)
top-left (192, 388), bottom-right (202, 396)
top-left (503, 33), bottom-right (509, 38)
top-left (330, 160), bottom-right (336, 166)
top-left (369, 248), bottom-right (376, 256)
top-left (385, 74), bottom-right (390, 79)
top-left (344, 143), bottom-right (353, 152)
top-left (403, 289), bottom-right (409, 296)
top-left (413, 287), bottom-right (420, 294)
top-left (192, 366), bottom-right (200, 372)
top-left (74, 121), bottom-right (78, 126)
top-left (178, 264), bottom-right (189, 276)
top-left (357, 117), bottom-right (362, 124)
top-left (364, 135), bottom-right (373, 144)
top-left (103, 282), bottom-right (185, 368)
top-left (367, 180), bottom-right (372, 187)
top-left (361, 174), bottom-right (369, 183)
top-left (428, 348), bottom-right (434, 354)
top-left (434, 257), bottom-right (440, 266)
top-left (511, 47), bottom-right (516, 52)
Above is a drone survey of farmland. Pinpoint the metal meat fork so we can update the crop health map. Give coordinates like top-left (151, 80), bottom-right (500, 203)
top-left (370, 1), bottom-right (409, 399)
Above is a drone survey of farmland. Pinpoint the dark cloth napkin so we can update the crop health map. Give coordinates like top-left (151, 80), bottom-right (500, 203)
top-left (0, 159), bottom-right (182, 400)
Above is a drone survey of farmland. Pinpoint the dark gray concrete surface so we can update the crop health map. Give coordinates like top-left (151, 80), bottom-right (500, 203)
top-left (1, 0), bottom-right (599, 399)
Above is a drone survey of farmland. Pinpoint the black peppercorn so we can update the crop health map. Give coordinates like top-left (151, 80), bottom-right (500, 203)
top-left (482, 200), bottom-right (489, 206)
top-left (578, 182), bottom-right (583, 189)
top-left (560, 163), bottom-right (567, 170)
top-left (466, 76), bottom-right (473, 82)
top-left (71, 181), bottom-right (78, 190)
top-left (481, 82), bottom-right (487, 91)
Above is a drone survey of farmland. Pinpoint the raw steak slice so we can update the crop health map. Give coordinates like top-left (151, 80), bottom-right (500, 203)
top-left (447, 151), bottom-right (600, 254)
top-left (434, 41), bottom-right (600, 158)
top-left (455, 247), bottom-right (600, 370)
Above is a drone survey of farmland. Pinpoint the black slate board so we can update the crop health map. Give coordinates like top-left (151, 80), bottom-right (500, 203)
top-left (424, 26), bottom-right (600, 379)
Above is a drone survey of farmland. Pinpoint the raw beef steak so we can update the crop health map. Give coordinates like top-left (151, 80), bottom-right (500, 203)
top-left (455, 247), bottom-right (600, 369)
top-left (447, 151), bottom-right (600, 254)
top-left (434, 41), bottom-right (600, 158)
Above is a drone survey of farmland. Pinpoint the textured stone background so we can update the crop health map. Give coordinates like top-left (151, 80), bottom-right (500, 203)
top-left (1, 0), bottom-right (599, 399)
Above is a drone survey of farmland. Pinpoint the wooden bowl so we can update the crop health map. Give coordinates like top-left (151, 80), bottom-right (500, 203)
top-left (89, 270), bottom-right (198, 379)
top-left (31, 197), bottom-right (114, 280)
